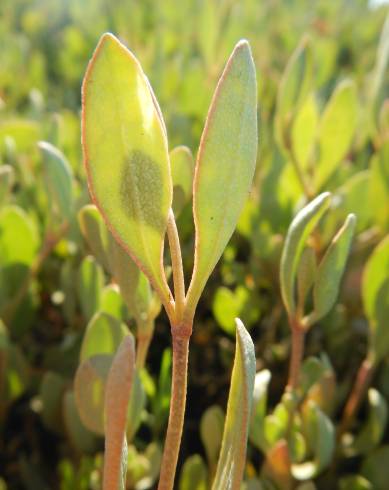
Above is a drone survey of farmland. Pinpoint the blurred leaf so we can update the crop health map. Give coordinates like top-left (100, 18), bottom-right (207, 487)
top-left (369, 279), bottom-right (389, 362)
top-left (200, 405), bottom-right (225, 474)
top-left (77, 255), bottom-right (104, 320)
top-left (0, 119), bottom-right (39, 153)
top-left (312, 214), bottom-right (356, 321)
top-left (362, 235), bottom-right (389, 320)
top-left (297, 248), bottom-right (316, 313)
top-left (74, 354), bottom-right (111, 435)
top-left (78, 204), bottom-right (110, 272)
top-left (101, 284), bottom-right (127, 320)
top-left (188, 40), bottom-right (257, 311)
top-left (314, 80), bottom-right (358, 190)
top-left (292, 401), bottom-right (335, 480)
top-left (63, 391), bottom-right (98, 454)
top-left (38, 141), bottom-right (73, 221)
top-left (249, 369), bottom-right (272, 451)
top-left (339, 475), bottom-right (372, 490)
top-left (82, 33), bottom-right (172, 303)
top-left (0, 165), bottom-right (14, 206)
top-left (280, 192), bottom-right (331, 316)
top-left (40, 371), bottom-right (66, 433)
top-left (104, 335), bottom-right (135, 490)
top-left (212, 319), bottom-right (255, 490)
top-left (170, 145), bottom-right (194, 217)
top-left (262, 439), bottom-right (292, 490)
top-left (361, 445), bottom-right (389, 490)
top-left (291, 93), bottom-right (318, 169)
top-left (80, 311), bottom-right (129, 362)
top-left (369, 142), bottom-right (389, 231)
top-left (179, 454), bottom-right (208, 490)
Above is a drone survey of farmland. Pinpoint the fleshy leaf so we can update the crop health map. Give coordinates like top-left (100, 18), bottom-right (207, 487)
top-left (187, 40), bottom-right (258, 311)
top-left (103, 335), bottom-right (135, 490)
top-left (79, 204), bottom-right (111, 272)
top-left (200, 405), bottom-right (225, 475)
top-left (39, 141), bottom-right (73, 220)
top-left (63, 391), bottom-right (98, 454)
top-left (312, 214), bottom-right (356, 321)
top-left (297, 247), bottom-right (317, 313)
top-left (170, 145), bottom-right (194, 217)
top-left (280, 192), bottom-right (331, 317)
top-left (77, 255), bottom-right (104, 320)
top-left (249, 369), bottom-right (272, 452)
top-left (0, 165), bottom-right (14, 206)
top-left (179, 455), bottom-right (208, 490)
top-left (362, 235), bottom-right (389, 320)
top-left (82, 33), bottom-right (172, 305)
top-left (211, 319), bottom-right (256, 490)
top-left (314, 80), bottom-right (358, 190)
top-left (80, 311), bottom-right (129, 362)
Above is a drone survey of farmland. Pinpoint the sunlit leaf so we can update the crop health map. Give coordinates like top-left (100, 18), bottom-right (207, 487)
top-left (82, 33), bottom-right (172, 304)
top-left (188, 40), bottom-right (257, 311)
top-left (212, 319), bottom-right (255, 490)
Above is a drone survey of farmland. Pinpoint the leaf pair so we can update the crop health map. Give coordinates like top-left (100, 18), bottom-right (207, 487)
top-left (280, 192), bottom-right (356, 325)
top-left (82, 33), bottom-right (258, 315)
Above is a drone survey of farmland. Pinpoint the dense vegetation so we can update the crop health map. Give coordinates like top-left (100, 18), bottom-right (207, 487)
top-left (0, 1), bottom-right (389, 489)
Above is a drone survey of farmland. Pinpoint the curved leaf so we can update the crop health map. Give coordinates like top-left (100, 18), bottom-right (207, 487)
top-left (170, 145), bottom-right (194, 217)
top-left (212, 319), bottom-right (256, 490)
top-left (280, 192), bottom-right (331, 317)
top-left (187, 40), bottom-right (258, 311)
top-left (82, 33), bottom-right (172, 304)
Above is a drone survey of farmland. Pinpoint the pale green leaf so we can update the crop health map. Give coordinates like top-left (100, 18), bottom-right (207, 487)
top-left (249, 369), bottom-right (272, 452)
top-left (78, 204), bottom-right (110, 272)
top-left (82, 33), bottom-right (172, 304)
top-left (77, 255), bottom-right (104, 320)
top-left (314, 80), bottom-right (358, 189)
top-left (291, 93), bottom-right (318, 169)
top-left (312, 214), bottom-right (356, 321)
top-left (0, 165), bottom-right (14, 206)
top-left (63, 391), bottom-right (98, 454)
top-left (297, 247), bottom-right (316, 313)
top-left (212, 319), bottom-right (256, 490)
top-left (38, 141), bottom-right (73, 220)
top-left (280, 193), bottom-right (331, 316)
top-left (187, 40), bottom-right (257, 311)
top-left (179, 454), bottom-right (208, 490)
top-left (200, 405), bottom-right (225, 473)
top-left (170, 145), bottom-right (194, 217)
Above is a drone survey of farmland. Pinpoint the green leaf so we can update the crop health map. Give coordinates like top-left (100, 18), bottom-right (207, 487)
top-left (170, 145), bottom-right (194, 217)
top-left (361, 445), bottom-right (389, 490)
top-left (275, 36), bottom-right (313, 150)
top-left (369, 279), bottom-right (389, 363)
top-left (74, 354), bottom-right (112, 435)
top-left (38, 141), bottom-right (73, 220)
top-left (339, 475), bottom-right (372, 490)
top-left (212, 319), bottom-right (256, 490)
top-left (101, 284), bottom-right (127, 320)
top-left (63, 391), bottom-right (98, 454)
top-left (0, 165), bottom-right (14, 206)
top-left (0, 205), bottom-right (39, 266)
top-left (77, 255), bottom-right (104, 320)
top-left (40, 371), bottom-right (66, 433)
top-left (362, 235), bottom-right (389, 320)
top-left (349, 388), bottom-right (387, 455)
top-left (314, 80), bottom-right (358, 190)
top-left (104, 335), bottom-right (135, 490)
top-left (78, 204), bottom-right (111, 272)
top-left (291, 93), bottom-right (318, 169)
top-left (369, 142), bottom-right (389, 231)
top-left (249, 369), bottom-right (272, 452)
top-left (82, 33), bottom-right (172, 304)
top-left (187, 40), bottom-right (257, 311)
top-left (200, 405), bottom-right (225, 474)
top-left (296, 247), bottom-right (316, 313)
top-left (80, 311), bottom-right (130, 362)
top-left (312, 214), bottom-right (356, 321)
top-left (292, 401), bottom-right (335, 480)
top-left (280, 193), bottom-right (331, 317)
top-left (179, 455), bottom-right (208, 490)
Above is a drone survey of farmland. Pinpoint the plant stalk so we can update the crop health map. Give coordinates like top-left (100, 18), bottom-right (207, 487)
top-left (287, 319), bottom-right (305, 390)
top-left (158, 327), bottom-right (191, 490)
top-left (338, 357), bottom-right (375, 437)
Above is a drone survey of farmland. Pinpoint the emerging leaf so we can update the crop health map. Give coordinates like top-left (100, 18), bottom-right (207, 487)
top-left (82, 33), bottom-right (172, 305)
top-left (188, 40), bottom-right (258, 311)
top-left (280, 192), bottom-right (331, 317)
top-left (212, 319), bottom-right (256, 490)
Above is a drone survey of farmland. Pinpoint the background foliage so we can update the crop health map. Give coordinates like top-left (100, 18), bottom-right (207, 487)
top-left (0, 0), bottom-right (389, 488)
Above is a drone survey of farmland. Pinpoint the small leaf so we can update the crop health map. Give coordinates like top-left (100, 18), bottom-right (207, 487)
top-left (74, 354), bottom-right (112, 435)
top-left (291, 93), bottom-right (318, 169)
top-left (297, 247), bottom-right (316, 313)
top-left (77, 255), bottom-right (104, 320)
top-left (103, 335), bottom-right (135, 490)
top-left (40, 371), bottom-right (66, 433)
top-left (369, 142), bottom-right (389, 231)
top-left (200, 405), bottom-right (225, 474)
top-left (80, 311), bottom-right (129, 362)
top-left (170, 145), bottom-right (194, 217)
top-left (339, 475), bottom-right (372, 490)
top-left (361, 445), bottom-right (389, 490)
top-left (79, 204), bottom-right (111, 272)
top-left (312, 214), bottom-right (356, 321)
top-left (314, 80), bottom-right (358, 190)
top-left (212, 319), bottom-right (256, 490)
top-left (187, 40), bottom-right (258, 311)
top-left (369, 279), bottom-right (389, 363)
top-left (63, 391), bottom-right (98, 454)
top-left (82, 33), bottom-right (172, 304)
top-left (362, 235), bottom-right (389, 320)
top-left (101, 284), bottom-right (127, 320)
top-left (292, 401), bottom-right (335, 480)
top-left (179, 455), bottom-right (208, 490)
top-left (262, 439), bottom-right (293, 490)
top-left (0, 165), bottom-right (14, 206)
top-left (38, 141), bottom-right (73, 220)
top-left (280, 192), bottom-right (331, 317)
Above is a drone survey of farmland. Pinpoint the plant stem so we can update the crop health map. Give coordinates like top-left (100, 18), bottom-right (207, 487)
top-left (166, 209), bottom-right (186, 321)
top-left (158, 326), bottom-right (191, 490)
top-left (135, 332), bottom-right (152, 369)
top-left (287, 319), bottom-right (305, 390)
top-left (338, 357), bottom-right (374, 437)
